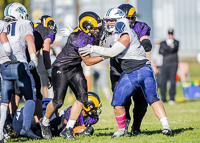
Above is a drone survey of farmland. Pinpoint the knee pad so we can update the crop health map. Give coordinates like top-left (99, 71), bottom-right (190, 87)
top-left (76, 92), bottom-right (88, 104)
top-left (52, 99), bottom-right (64, 110)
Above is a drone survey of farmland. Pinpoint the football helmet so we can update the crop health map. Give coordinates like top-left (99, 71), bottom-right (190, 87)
top-left (103, 8), bottom-right (125, 33)
top-left (118, 4), bottom-right (136, 27)
top-left (78, 11), bottom-right (103, 38)
top-left (83, 91), bottom-right (102, 117)
top-left (37, 15), bottom-right (57, 33)
top-left (4, 2), bottom-right (28, 20)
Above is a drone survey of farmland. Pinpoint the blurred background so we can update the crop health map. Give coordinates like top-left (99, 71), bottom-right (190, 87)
top-left (1, 0), bottom-right (200, 102)
top-left (1, 0), bottom-right (200, 57)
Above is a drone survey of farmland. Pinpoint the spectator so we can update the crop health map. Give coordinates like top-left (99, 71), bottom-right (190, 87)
top-left (159, 29), bottom-right (179, 105)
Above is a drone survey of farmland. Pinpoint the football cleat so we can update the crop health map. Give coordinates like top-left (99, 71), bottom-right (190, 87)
top-left (131, 129), bottom-right (141, 136)
top-left (60, 127), bottom-right (76, 140)
top-left (111, 129), bottom-right (126, 139)
top-left (162, 127), bottom-right (172, 136)
top-left (82, 127), bottom-right (94, 135)
top-left (124, 119), bottom-right (130, 135)
top-left (20, 127), bottom-right (41, 139)
top-left (0, 132), bottom-right (4, 143)
top-left (39, 118), bottom-right (52, 140)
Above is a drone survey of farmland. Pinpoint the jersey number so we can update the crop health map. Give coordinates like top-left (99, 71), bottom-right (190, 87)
top-left (7, 22), bottom-right (16, 36)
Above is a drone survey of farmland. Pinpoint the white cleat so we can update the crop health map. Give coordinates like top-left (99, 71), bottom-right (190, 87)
top-left (0, 133), bottom-right (5, 143)
top-left (162, 127), bottom-right (172, 136)
top-left (111, 129), bottom-right (126, 139)
top-left (20, 127), bottom-right (41, 139)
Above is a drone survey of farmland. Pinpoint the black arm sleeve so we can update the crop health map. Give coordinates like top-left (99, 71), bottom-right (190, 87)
top-left (140, 39), bottom-right (152, 52)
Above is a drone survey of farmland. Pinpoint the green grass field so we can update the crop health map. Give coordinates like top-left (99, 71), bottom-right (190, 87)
top-left (7, 58), bottom-right (200, 143)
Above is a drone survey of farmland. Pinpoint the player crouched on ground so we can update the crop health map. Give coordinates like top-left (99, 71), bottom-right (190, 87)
top-left (50, 91), bottom-right (102, 137)
top-left (10, 92), bottom-right (102, 139)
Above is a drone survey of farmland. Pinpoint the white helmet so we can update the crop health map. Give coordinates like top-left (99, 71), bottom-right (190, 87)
top-left (4, 2), bottom-right (28, 20)
top-left (103, 8), bottom-right (125, 33)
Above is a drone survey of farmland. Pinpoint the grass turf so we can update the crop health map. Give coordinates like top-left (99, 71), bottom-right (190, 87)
top-left (7, 58), bottom-right (200, 143)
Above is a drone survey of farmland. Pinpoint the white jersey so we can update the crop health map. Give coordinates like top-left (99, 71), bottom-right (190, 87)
top-left (104, 18), bottom-right (147, 61)
top-left (0, 20), bottom-right (8, 34)
top-left (0, 19), bottom-right (33, 64)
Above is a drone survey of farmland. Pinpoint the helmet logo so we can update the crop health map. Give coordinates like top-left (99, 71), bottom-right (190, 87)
top-left (17, 7), bottom-right (26, 14)
top-left (115, 10), bottom-right (124, 16)
top-left (106, 8), bottom-right (113, 16)
top-left (128, 7), bottom-right (136, 17)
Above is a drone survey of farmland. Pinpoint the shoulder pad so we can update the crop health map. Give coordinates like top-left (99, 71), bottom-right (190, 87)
top-left (21, 20), bottom-right (34, 30)
top-left (115, 22), bottom-right (126, 33)
top-left (72, 27), bottom-right (79, 33)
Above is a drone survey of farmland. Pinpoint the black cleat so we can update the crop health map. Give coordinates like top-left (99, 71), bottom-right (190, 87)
top-left (131, 126), bottom-right (141, 136)
top-left (60, 127), bottom-right (76, 140)
top-left (6, 124), bottom-right (17, 138)
top-left (39, 118), bottom-right (52, 140)
top-left (82, 127), bottom-right (94, 135)
top-left (124, 119), bottom-right (130, 135)
top-left (162, 128), bottom-right (172, 136)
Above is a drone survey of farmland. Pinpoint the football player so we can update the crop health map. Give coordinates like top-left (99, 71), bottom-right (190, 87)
top-left (39, 11), bottom-right (105, 140)
top-left (117, 3), bottom-right (152, 135)
top-left (79, 8), bottom-right (172, 138)
top-left (49, 91), bottom-right (102, 137)
top-left (0, 2), bottom-right (40, 140)
top-left (12, 98), bottom-right (59, 137)
top-left (7, 15), bottom-right (57, 130)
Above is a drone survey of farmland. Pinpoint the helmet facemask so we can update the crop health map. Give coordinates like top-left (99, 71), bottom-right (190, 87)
top-left (103, 8), bottom-right (125, 33)
top-left (83, 91), bottom-right (102, 117)
top-left (103, 18), bottom-right (117, 34)
top-left (37, 15), bottom-right (57, 34)
top-left (127, 15), bottom-right (136, 28)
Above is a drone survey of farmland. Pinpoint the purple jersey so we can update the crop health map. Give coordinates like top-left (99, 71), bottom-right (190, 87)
top-left (132, 21), bottom-right (151, 39)
top-left (64, 106), bottom-right (99, 127)
top-left (34, 24), bottom-right (55, 51)
top-left (52, 28), bottom-right (97, 68)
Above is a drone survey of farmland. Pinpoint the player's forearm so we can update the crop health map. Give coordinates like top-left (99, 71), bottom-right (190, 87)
top-left (80, 52), bottom-right (103, 66)
top-left (26, 34), bottom-right (36, 55)
top-left (92, 41), bottom-right (126, 57)
top-left (26, 34), bottom-right (37, 66)
top-left (0, 33), bottom-right (13, 58)
top-left (43, 50), bottom-right (51, 70)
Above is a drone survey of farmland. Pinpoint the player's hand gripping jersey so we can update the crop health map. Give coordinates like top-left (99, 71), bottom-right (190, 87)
top-left (0, 19), bottom-right (33, 64)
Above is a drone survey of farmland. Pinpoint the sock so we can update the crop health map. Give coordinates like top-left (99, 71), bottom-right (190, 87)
top-left (66, 119), bottom-right (76, 129)
top-left (115, 112), bottom-right (126, 129)
top-left (23, 100), bottom-right (35, 130)
top-left (0, 105), bottom-right (8, 134)
top-left (160, 117), bottom-right (170, 129)
top-left (42, 116), bottom-right (50, 126)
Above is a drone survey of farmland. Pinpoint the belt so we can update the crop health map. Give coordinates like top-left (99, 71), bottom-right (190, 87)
top-left (146, 61), bottom-right (151, 65)
top-left (3, 61), bottom-right (20, 66)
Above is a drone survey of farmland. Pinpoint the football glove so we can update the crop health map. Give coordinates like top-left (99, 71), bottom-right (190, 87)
top-left (47, 68), bottom-right (52, 89)
top-left (9, 55), bottom-right (18, 64)
top-left (25, 60), bottom-right (36, 70)
top-left (79, 44), bottom-right (93, 57)
top-left (60, 23), bottom-right (73, 37)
